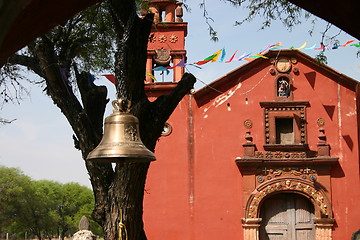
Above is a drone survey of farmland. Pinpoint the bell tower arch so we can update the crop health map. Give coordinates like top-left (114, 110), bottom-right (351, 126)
top-left (144, 0), bottom-right (187, 83)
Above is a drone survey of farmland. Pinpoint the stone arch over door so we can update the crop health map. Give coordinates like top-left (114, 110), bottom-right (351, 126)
top-left (241, 178), bottom-right (334, 240)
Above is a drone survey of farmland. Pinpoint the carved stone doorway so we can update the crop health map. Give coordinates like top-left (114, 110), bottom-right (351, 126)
top-left (259, 193), bottom-right (315, 240)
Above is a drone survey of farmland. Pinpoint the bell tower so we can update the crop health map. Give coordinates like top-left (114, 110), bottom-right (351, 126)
top-left (144, 0), bottom-right (187, 83)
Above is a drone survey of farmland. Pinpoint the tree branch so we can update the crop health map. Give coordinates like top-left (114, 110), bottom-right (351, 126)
top-left (154, 73), bottom-right (196, 121)
top-left (138, 73), bottom-right (196, 151)
top-left (8, 54), bottom-right (45, 78)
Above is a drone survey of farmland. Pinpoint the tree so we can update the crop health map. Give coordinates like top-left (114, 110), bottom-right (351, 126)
top-left (0, 166), bottom-right (32, 237)
top-left (0, 166), bottom-right (100, 239)
top-left (1, 1), bottom-right (196, 239)
top-left (57, 183), bottom-right (101, 239)
top-left (21, 180), bottom-right (62, 240)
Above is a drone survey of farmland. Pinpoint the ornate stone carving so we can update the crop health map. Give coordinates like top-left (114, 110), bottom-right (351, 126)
top-left (317, 118), bottom-right (325, 127)
top-left (158, 34), bottom-right (167, 43)
top-left (246, 178), bottom-right (331, 218)
top-left (256, 166), bottom-right (317, 183)
top-left (244, 119), bottom-right (253, 129)
top-left (169, 34), bottom-right (178, 43)
top-left (263, 105), bottom-right (307, 144)
top-left (154, 48), bottom-right (171, 66)
top-left (254, 151), bottom-right (311, 159)
top-left (293, 66), bottom-right (299, 74)
top-left (269, 68), bottom-right (276, 75)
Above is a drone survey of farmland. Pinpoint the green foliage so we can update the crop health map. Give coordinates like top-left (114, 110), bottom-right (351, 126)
top-left (40, 2), bottom-right (116, 74)
top-left (231, 0), bottom-right (309, 30)
top-left (0, 166), bottom-right (32, 234)
top-left (196, 0), bottom-right (311, 41)
top-left (0, 165), bottom-right (102, 239)
top-left (315, 52), bottom-right (328, 65)
top-left (0, 2), bottom-right (116, 104)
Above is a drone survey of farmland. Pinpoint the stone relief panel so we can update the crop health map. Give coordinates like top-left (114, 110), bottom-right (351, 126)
top-left (245, 178), bottom-right (331, 219)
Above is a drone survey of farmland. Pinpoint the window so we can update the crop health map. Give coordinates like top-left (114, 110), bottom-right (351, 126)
top-left (276, 118), bottom-right (294, 144)
top-left (260, 101), bottom-right (309, 150)
top-left (277, 77), bottom-right (290, 97)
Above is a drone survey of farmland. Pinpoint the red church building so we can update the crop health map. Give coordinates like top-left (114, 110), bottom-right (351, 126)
top-left (142, 1), bottom-right (360, 239)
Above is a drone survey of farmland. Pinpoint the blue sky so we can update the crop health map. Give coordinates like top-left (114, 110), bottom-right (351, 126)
top-left (0, 1), bottom-right (359, 188)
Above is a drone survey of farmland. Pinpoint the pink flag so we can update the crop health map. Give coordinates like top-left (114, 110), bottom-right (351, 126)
top-left (225, 50), bottom-right (238, 63)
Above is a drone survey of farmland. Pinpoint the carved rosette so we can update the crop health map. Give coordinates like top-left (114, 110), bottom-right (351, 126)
top-left (169, 34), bottom-right (178, 43)
top-left (158, 34), bottom-right (167, 43)
top-left (317, 118), bottom-right (325, 127)
top-left (244, 119), bottom-right (253, 129)
top-left (245, 178), bottom-right (331, 219)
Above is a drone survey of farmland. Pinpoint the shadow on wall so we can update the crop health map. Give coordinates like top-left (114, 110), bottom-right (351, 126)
top-left (352, 229), bottom-right (360, 240)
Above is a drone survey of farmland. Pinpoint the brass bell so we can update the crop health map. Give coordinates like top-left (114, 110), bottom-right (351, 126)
top-left (87, 99), bottom-right (156, 163)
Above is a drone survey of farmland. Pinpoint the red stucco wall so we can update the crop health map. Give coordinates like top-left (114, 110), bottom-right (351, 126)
top-left (144, 51), bottom-right (360, 239)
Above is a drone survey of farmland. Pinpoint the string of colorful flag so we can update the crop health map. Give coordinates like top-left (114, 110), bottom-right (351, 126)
top-left (100, 40), bottom-right (359, 84)
top-left (151, 40), bottom-right (359, 73)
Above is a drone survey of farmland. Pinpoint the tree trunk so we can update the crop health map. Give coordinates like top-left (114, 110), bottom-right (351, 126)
top-left (30, 1), bottom-right (196, 239)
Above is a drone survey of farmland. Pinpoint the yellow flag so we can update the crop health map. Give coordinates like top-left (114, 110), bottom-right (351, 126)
top-left (297, 42), bottom-right (307, 50)
top-left (211, 49), bottom-right (223, 62)
top-left (146, 71), bottom-right (157, 81)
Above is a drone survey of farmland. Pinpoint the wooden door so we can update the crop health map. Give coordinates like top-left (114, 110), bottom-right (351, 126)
top-left (259, 193), bottom-right (315, 240)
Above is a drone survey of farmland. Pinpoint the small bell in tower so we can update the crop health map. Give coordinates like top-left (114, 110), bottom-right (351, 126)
top-left (87, 99), bottom-right (156, 163)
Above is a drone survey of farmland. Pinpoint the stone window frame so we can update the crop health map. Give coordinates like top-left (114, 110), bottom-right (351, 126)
top-left (260, 101), bottom-right (310, 151)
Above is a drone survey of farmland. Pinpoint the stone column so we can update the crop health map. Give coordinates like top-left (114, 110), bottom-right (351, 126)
top-left (242, 218), bottom-right (262, 240)
top-left (172, 56), bottom-right (184, 82)
top-left (165, 4), bottom-right (176, 22)
top-left (314, 218), bottom-right (334, 240)
top-left (145, 55), bottom-right (154, 83)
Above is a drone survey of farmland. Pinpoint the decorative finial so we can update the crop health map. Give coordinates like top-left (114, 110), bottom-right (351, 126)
top-left (175, 2), bottom-right (183, 22)
top-left (245, 130), bottom-right (253, 143)
top-left (318, 127), bottom-right (326, 144)
top-left (317, 127), bottom-right (330, 156)
top-left (78, 216), bottom-right (90, 231)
